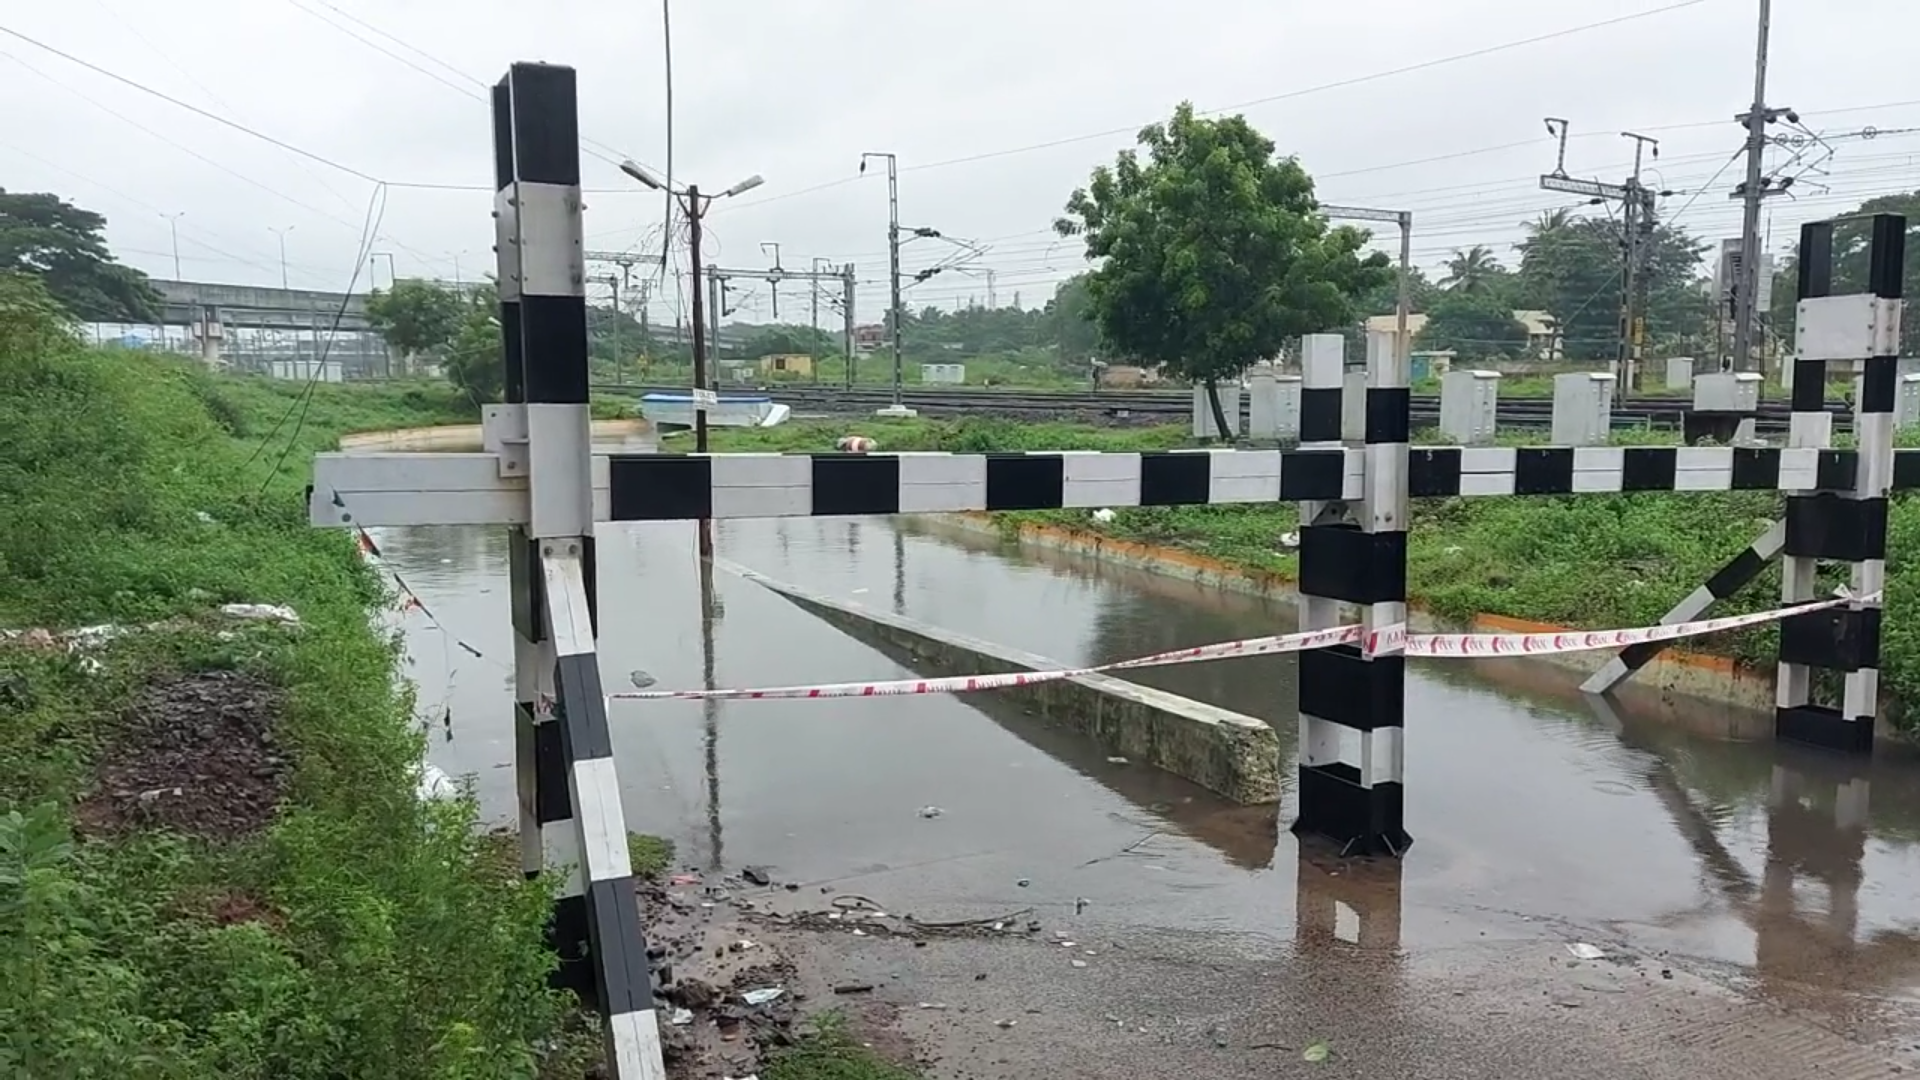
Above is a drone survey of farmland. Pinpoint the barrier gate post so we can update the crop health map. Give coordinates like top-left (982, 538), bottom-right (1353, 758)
top-left (493, 62), bottom-right (666, 1080)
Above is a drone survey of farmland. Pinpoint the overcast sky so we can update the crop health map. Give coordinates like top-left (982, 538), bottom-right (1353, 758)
top-left (5, 0), bottom-right (1918, 326)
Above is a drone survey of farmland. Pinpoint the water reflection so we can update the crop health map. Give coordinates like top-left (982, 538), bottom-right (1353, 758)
top-left (698, 519), bottom-right (723, 872)
top-left (371, 512), bottom-right (1920, 1018)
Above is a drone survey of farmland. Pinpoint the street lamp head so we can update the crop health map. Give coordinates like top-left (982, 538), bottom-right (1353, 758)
top-left (858, 158), bottom-right (867, 174)
top-left (619, 159), bottom-right (668, 192)
top-left (722, 175), bottom-right (764, 198)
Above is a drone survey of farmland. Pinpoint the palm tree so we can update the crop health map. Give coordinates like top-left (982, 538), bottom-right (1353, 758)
top-left (1441, 245), bottom-right (1502, 293)
top-left (1526, 208), bottom-right (1574, 239)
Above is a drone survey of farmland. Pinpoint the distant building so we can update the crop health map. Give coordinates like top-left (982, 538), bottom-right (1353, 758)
top-left (852, 324), bottom-right (887, 352)
top-left (1097, 364), bottom-right (1160, 389)
top-left (759, 353), bottom-right (813, 377)
top-left (1364, 309), bottom-right (1562, 360)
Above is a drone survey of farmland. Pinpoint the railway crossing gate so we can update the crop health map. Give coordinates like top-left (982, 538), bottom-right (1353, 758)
top-left (306, 61), bottom-right (1907, 1080)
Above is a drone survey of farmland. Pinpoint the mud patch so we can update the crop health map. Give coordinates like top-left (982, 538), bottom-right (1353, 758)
top-left (77, 669), bottom-right (290, 842)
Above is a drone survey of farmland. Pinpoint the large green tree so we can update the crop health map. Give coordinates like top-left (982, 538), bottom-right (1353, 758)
top-left (1770, 191), bottom-right (1920, 359)
top-left (1042, 273), bottom-right (1100, 362)
top-left (1416, 289), bottom-right (1529, 359)
top-left (1440, 245), bottom-right (1508, 296)
top-left (1514, 212), bottom-right (1707, 362)
top-left (366, 278), bottom-right (467, 369)
top-left (1055, 102), bottom-right (1391, 437)
top-left (0, 190), bottom-right (161, 323)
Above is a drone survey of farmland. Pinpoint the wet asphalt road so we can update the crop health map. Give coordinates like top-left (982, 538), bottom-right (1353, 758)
top-left (371, 484), bottom-right (1920, 1076)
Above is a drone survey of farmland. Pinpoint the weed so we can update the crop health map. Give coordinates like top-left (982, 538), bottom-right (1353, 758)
top-left (763, 1013), bottom-right (922, 1080)
top-left (0, 274), bottom-right (576, 1078)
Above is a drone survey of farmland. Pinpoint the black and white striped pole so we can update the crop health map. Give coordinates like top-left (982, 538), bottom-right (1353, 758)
top-left (493, 62), bottom-right (666, 1080)
top-left (1775, 213), bottom-right (1905, 754)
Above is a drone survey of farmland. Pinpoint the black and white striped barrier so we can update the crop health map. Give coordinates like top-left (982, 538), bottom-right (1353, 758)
top-left (1774, 215), bottom-right (1904, 755)
top-left (306, 58), bottom-right (1908, 907)
top-left (492, 62), bottom-right (664, 1080)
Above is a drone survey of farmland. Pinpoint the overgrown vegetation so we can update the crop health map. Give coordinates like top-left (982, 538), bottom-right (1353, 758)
top-left (0, 271), bottom-right (568, 1077)
top-left (707, 415), bottom-right (1920, 728)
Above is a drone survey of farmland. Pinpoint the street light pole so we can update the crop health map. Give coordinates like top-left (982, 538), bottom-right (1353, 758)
top-left (686, 184), bottom-right (712, 452)
top-left (267, 226), bottom-right (294, 290)
top-left (161, 212), bottom-right (185, 278)
top-left (619, 160), bottom-right (764, 454)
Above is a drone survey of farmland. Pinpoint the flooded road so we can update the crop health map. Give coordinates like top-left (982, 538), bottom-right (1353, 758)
top-left (373, 506), bottom-right (1920, 1062)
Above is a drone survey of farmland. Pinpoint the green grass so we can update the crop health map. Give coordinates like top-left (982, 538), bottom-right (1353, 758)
top-left (627, 832), bottom-right (674, 879)
top-left (0, 273), bottom-right (591, 1077)
top-left (764, 1014), bottom-right (922, 1080)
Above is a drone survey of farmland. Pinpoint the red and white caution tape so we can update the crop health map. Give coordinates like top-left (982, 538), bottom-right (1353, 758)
top-left (1404, 589), bottom-right (1875, 658)
top-left (608, 623), bottom-right (1364, 701)
top-left (605, 589), bottom-right (1875, 704)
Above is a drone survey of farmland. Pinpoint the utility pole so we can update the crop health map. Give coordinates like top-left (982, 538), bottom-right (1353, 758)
top-left (604, 273), bottom-right (625, 383)
top-left (842, 264), bottom-right (856, 390)
top-left (161, 212), bottom-right (185, 278)
top-left (860, 152), bottom-right (911, 415)
top-left (1321, 204), bottom-right (1414, 374)
top-left (618, 160), bottom-right (765, 452)
top-left (1539, 120), bottom-right (1664, 401)
top-left (1620, 131), bottom-right (1659, 395)
top-left (985, 268), bottom-right (997, 309)
top-left (268, 225), bottom-right (294, 290)
top-left (811, 256), bottom-right (829, 382)
top-left (760, 242), bottom-right (783, 319)
top-left (1730, 0), bottom-right (1793, 377)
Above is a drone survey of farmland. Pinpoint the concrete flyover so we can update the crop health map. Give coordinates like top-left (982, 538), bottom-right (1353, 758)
top-left (149, 279), bottom-right (374, 333)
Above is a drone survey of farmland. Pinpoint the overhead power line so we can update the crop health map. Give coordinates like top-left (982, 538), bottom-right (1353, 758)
top-left (708, 0), bottom-right (1714, 216)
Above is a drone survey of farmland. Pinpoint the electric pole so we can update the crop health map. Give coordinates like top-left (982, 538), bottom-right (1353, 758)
top-left (811, 256), bottom-right (829, 382)
top-left (1620, 131), bottom-right (1659, 395)
top-left (1730, 0), bottom-right (1793, 377)
top-left (1539, 120), bottom-right (1663, 401)
top-left (861, 152), bottom-right (908, 413)
top-left (617, 159), bottom-right (765, 452)
top-left (268, 225), bottom-right (294, 290)
top-left (760, 242), bottom-right (783, 319)
top-left (161, 212), bottom-right (185, 278)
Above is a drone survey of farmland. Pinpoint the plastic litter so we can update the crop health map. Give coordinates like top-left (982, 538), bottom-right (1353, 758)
top-left (741, 988), bottom-right (784, 1006)
top-left (220, 603), bottom-right (302, 625)
top-left (669, 1008), bottom-right (694, 1026)
top-left (918, 805), bottom-right (944, 819)
top-left (1566, 942), bottom-right (1607, 961)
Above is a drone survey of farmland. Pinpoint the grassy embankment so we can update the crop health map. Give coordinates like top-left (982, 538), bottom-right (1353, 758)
top-left (0, 281), bottom-right (911, 1079)
top-left (707, 415), bottom-right (1920, 728)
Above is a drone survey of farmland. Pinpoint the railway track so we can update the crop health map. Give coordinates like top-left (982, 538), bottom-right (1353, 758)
top-left (593, 382), bottom-right (1847, 435)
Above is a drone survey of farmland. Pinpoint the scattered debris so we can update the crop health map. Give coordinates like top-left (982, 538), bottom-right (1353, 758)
top-left (414, 762), bottom-right (457, 802)
top-left (630, 669), bottom-right (658, 689)
top-left (832, 982), bottom-right (876, 995)
top-left (836, 435), bottom-right (877, 453)
top-left (219, 603), bottom-right (301, 625)
top-left (918, 805), bottom-right (945, 819)
top-left (1303, 1041), bottom-right (1332, 1063)
top-left (670, 873), bottom-right (703, 887)
top-left (742, 866), bottom-right (773, 887)
top-left (1070, 959), bottom-right (1088, 969)
top-left (1565, 942), bottom-right (1607, 961)
top-left (740, 988), bottom-right (785, 1007)
top-left (1106, 755), bottom-right (1129, 765)
top-left (1075, 896), bottom-right (1089, 915)
top-left (74, 670), bottom-right (289, 842)
top-left (669, 1008), bottom-right (695, 1026)
top-left (1091, 508), bottom-right (1117, 523)
top-left (1016, 878), bottom-right (1031, 887)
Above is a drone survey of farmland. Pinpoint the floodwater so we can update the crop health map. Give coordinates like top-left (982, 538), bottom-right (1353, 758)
top-left (369, 466), bottom-right (1920, 1054)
